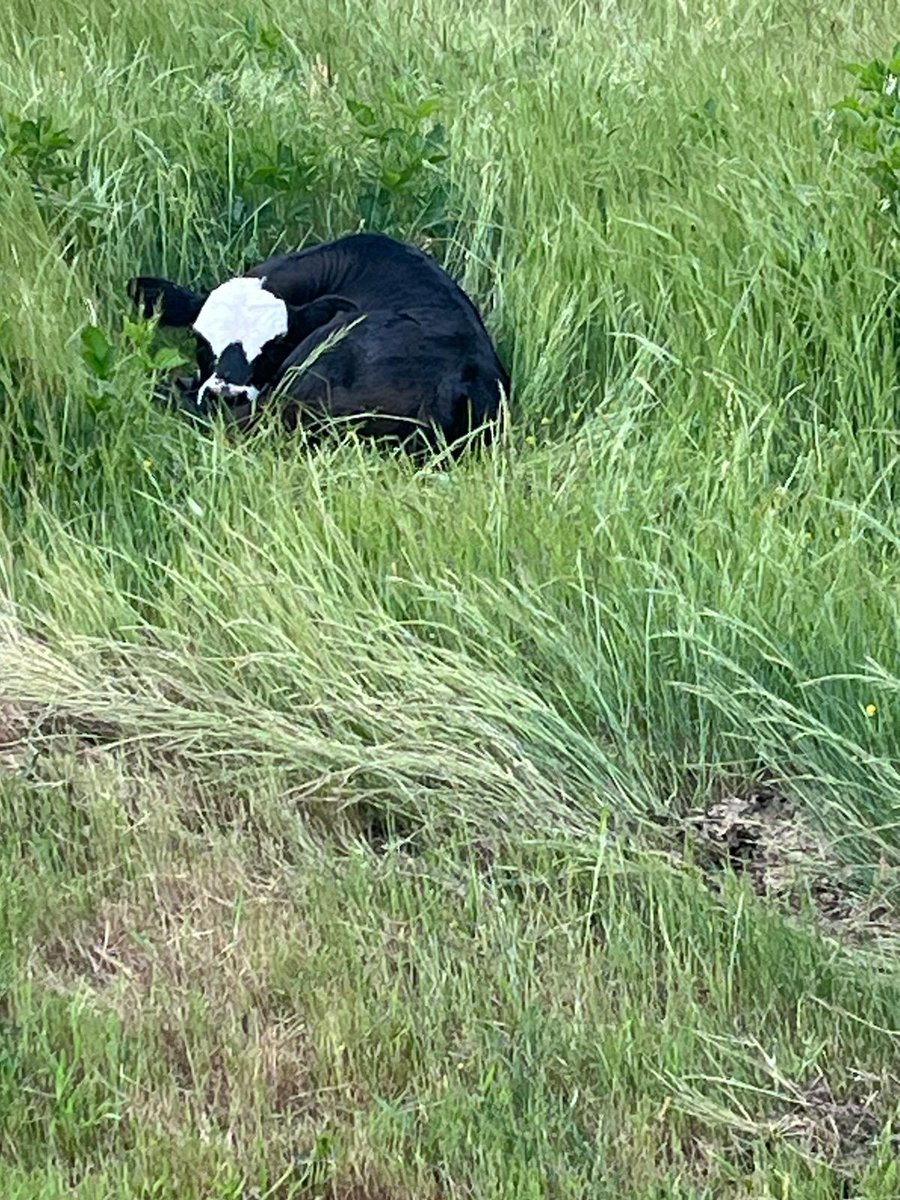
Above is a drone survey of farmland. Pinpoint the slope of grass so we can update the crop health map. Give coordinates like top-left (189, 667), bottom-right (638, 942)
top-left (1, 1), bottom-right (898, 1196)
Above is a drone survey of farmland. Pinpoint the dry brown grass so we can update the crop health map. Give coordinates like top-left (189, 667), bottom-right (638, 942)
top-left (33, 852), bottom-right (336, 1176)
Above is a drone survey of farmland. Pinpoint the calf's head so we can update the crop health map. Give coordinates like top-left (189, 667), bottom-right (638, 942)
top-left (128, 274), bottom-right (356, 408)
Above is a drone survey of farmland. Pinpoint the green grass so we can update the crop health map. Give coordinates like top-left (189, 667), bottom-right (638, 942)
top-left (1, 0), bottom-right (899, 1195)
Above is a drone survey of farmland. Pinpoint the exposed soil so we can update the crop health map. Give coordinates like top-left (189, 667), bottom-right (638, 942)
top-left (768, 1072), bottom-right (896, 1173)
top-left (683, 783), bottom-right (898, 947)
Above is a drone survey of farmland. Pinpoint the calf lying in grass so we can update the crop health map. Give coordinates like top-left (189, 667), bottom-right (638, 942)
top-left (128, 231), bottom-right (510, 457)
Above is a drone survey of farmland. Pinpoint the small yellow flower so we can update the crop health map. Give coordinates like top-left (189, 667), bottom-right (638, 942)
top-left (540, 416), bottom-right (551, 426)
top-left (865, 703), bottom-right (877, 718)
top-left (524, 435), bottom-right (536, 447)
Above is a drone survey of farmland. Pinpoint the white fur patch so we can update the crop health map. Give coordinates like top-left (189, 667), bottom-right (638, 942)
top-left (192, 276), bottom-right (288, 362)
top-left (197, 374), bottom-right (260, 408)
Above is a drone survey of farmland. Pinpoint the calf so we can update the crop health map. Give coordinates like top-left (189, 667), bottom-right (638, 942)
top-left (128, 232), bottom-right (509, 454)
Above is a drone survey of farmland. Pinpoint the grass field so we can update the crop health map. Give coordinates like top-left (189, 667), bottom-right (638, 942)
top-left (1, 1), bottom-right (899, 1196)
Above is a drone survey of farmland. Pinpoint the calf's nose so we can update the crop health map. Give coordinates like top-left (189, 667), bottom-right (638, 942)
top-left (197, 374), bottom-right (260, 408)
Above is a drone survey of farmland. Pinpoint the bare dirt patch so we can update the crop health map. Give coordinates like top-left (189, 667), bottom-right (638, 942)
top-left (0, 699), bottom-right (30, 744)
top-left (663, 1048), bottom-right (898, 1187)
top-left (683, 783), bottom-right (898, 946)
top-left (770, 1073), bottom-right (890, 1171)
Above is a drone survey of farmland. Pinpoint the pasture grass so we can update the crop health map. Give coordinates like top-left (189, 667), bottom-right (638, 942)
top-left (0, 0), bottom-right (899, 1195)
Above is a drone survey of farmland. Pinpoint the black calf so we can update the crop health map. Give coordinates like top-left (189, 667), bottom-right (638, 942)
top-left (128, 232), bottom-right (509, 454)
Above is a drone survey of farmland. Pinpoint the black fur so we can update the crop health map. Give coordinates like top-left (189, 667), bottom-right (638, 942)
top-left (128, 232), bottom-right (509, 455)
top-left (127, 276), bottom-right (207, 326)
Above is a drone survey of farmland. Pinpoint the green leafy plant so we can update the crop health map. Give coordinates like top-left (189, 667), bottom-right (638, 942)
top-left (829, 45), bottom-right (900, 217)
top-left (245, 141), bottom-right (312, 192)
top-left (232, 13), bottom-right (290, 68)
top-left (347, 92), bottom-right (454, 237)
top-left (0, 111), bottom-right (77, 192)
top-left (292, 1131), bottom-right (338, 1190)
top-left (122, 316), bottom-right (189, 375)
top-left (686, 95), bottom-right (728, 146)
top-left (80, 320), bottom-right (188, 413)
top-left (78, 324), bottom-right (119, 414)
top-left (235, 139), bottom-right (318, 236)
top-left (80, 326), bottom-right (116, 382)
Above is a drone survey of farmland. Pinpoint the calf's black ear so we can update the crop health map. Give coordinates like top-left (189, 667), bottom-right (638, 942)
top-left (286, 293), bottom-right (359, 342)
top-left (127, 276), bottom-right (208, 326)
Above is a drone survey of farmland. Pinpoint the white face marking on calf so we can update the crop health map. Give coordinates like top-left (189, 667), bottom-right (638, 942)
top-left (192, 275), bottom-right (288, 362)
top-left (196, 374), bottom-right (260, 409)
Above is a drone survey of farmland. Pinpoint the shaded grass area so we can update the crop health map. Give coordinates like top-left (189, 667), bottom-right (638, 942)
top-left (1, 0), bottom-right (899, 1195)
